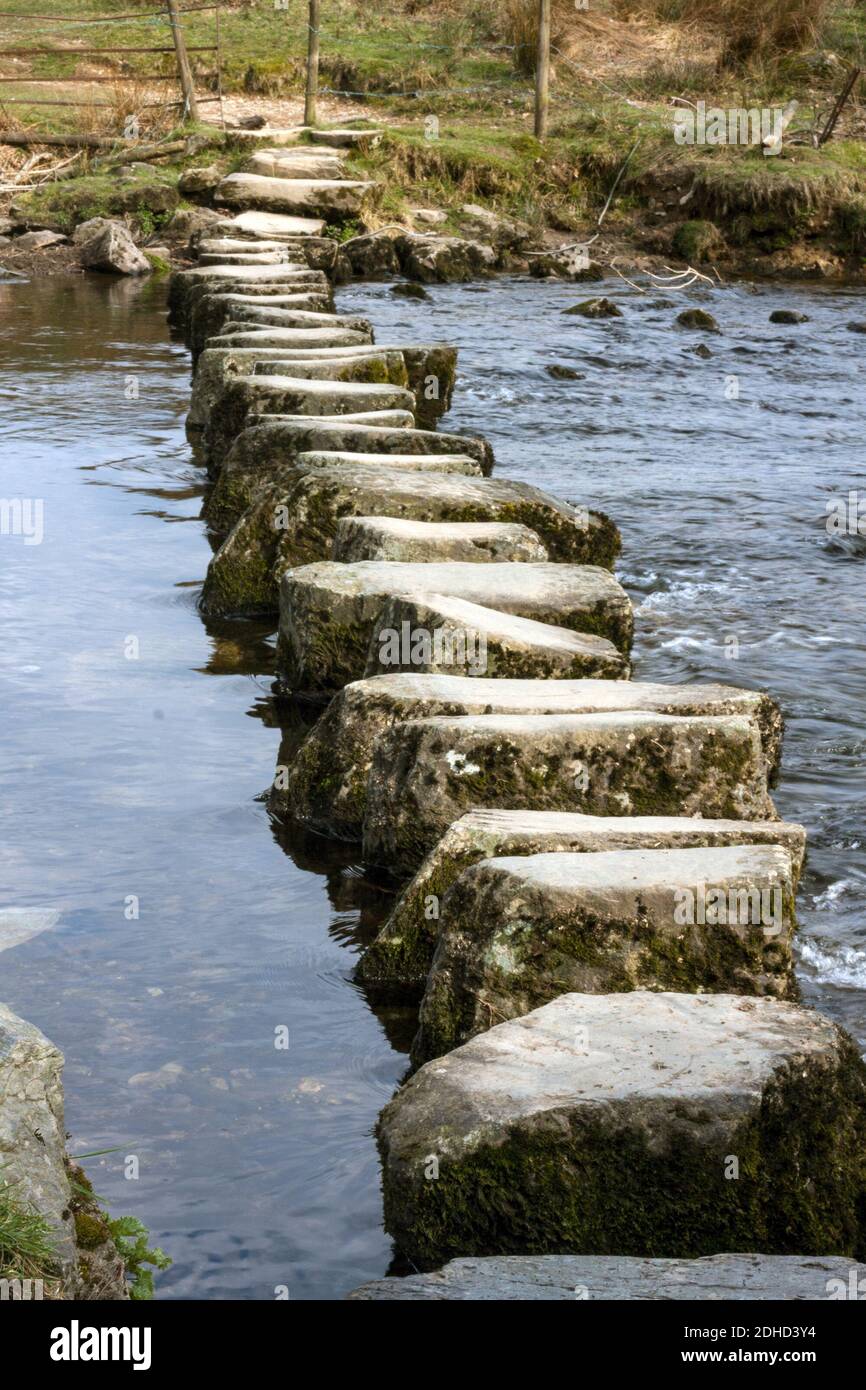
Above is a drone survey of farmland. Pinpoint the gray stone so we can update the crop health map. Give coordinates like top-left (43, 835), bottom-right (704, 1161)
top-left (414, 844), bottom-right (799, 1063)
top-left (246, 151), bottom-right (346, 181)
top-left (79, 223), bottom-right (150, 276)
top-left (277, 560), bottom-right (632, 691)
top-left (363, 711), bottom-right (776, 876)
top-left (530, 249), bottom-right (603, 280)
top-left (377, 991), bottom-right (866, 1267)
top-left (71, 217), bottom-right (117, 246)
top-left (214, 172), bottom-right (375, 217)
top-left (770, 310), bottom-right (809, 325)
top-left (178, 164), bottom-right (223, 197)
top-left (283, 674), bottom-right (784, 841)
top-left (334, 517), bottom-right (547, 562)
top-left (365, 591), bottom-right (626, 679)
top-left (189, 295), bottom-right (339, 356)
top-left (204, 374), bottom-right (417, 466)
top-left (562, 297), bottom-right (622, 319)
top-left (197, 249), bottom-right (291, 267)
top-left (188, 339), bottom-right (377, 428)
top-left (677, 308), bottom-right (720, 332)
top-left (358, 809), bottom-right (807, 997)
top-left (196, 237), bottom-right (291, 258)
top-left (316, 453), bottom-right (482, 482)
top-left (343, 231), bottom-right (402, 279)
top-left (13, 229), bottom-right (67, 251)
top-left (209, 209), bottom-right (325, 239)
top-left (167, 263), bottom-right (328, 330)
top-left (348, 1252), bottom-right (866, 1301)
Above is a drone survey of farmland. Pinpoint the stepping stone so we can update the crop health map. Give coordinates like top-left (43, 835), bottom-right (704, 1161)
top-left (413, 844), bottom-right (799, 1064)
top-left (277, 561), bottom-right (632, 692)
top-left (284, 674), bottom-right (783, 841)
top-left (189, 294), bottom-right (338, 356)
top-left (197, 250), bottom-right (291, 266)
top-left (214, 172), bottom-right (375, 218)
top-left (309, 128), bottom-right (384, 148)
top-left (224, 126), bottom-right (383, 150)
top-left (349, 1252), bottom-right (866, 1301)
top-left (358, 808), bottom-right (806, 997)
top-left (246, 151), bottom-right (346, 181)
top-left (333, 517), bottom-right (548, 563)
top-left (377, 991), bottom-right (866, 1267)
top-left (189, 341), bottom-right (379, 433)
top-left (168, 263), bottom-right (329, 330)
top-left (204, 374), bottom-right (416, 466)
top-left (310, 453), bottom-right (482, 480)
top-left (363, 711), bottom-right (776, 875)
top-left (196, 237), bottom-right (293, 257)
top-left (376, 589), bottom-right (627, 682)
top-left (210, 210), bottom-right (325, 239)
top-left (365, 591), bottom-right (627, 681)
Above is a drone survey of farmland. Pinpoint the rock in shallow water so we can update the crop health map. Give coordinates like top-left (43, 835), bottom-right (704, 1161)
top-left (377, 991), bottom-right (866, 1268)
top-left (412, 843), bottom-right (799, 1063)
top-left (357, 809), bottom-right (806, 998)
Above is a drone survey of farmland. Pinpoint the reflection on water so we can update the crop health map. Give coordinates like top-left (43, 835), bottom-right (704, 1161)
top-left (1, 269), bottom-right (865, 1300)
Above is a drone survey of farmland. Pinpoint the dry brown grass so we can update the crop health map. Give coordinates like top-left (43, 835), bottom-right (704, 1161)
top-left (611, 0), bottom-right (831, 67)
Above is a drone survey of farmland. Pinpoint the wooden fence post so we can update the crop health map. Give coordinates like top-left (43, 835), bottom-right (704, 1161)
top-left (534, 0), bottom-right (550, 140)
top-left (165, 0), bottom-right (199, 122)
top-left (304, 0), bottom-right (321, 128)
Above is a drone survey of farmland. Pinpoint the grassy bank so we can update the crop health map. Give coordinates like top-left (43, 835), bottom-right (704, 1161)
top-left (3, 1), bottom-right (866, 275)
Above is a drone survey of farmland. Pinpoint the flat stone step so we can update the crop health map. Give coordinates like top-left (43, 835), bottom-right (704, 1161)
top-left (204, 374), bottom-right (417, 467)
top-left (210, 210), bottom-right (326, 239)
top-left (246, 151), bottom-right (346, 181)
top-left (215, 172), bottom-right (375, 218)
top-left (189, 295), bottom-right (338, 356)
top-left (379, 991), bottom-right (866, 1265)
top-left (358, 808), bottom-right (806, 997)
top-left (188, 340), bottom-right (379, 432)
top-left (363, 711), bottom-right (776, 875)
top-left (333, 517), bottom-right (548, 563)
top-left (168, 263), bottom-right (329, 330)
top-left (414, 843), bottom-right (799, 1064)
top-left (223, 126), bottom-right (383, 150)
top-left (348, 1252), bottom-right (866, 1301)
top-left (283, 675), bottom-right (781, 842)
top-left (307, 453), bottom-right (482, 480)
top-left (197, 250), bottom-right (291, 266)
top-left (366, 590), bottom-right (627, 681)
top-left (254, 144), bottom-right (349, 161)
top-left (277, 560), bottom-right (632, 693)
top-left (196, 237), bottom-right (293, 257)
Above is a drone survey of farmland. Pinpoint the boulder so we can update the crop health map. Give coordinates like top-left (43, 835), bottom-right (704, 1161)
top-left (343, 231), bottom-right (402, 279)
top-left (363, 711), bottom-right (776, 876)
top-left (676, 308), bottom-right (720, 332)
top-left (214, 172), bottom-right (375, 218)
top-left (378, 992), bottom-right (866, 1265)
top-left (358, 809), bottom-right (806, 997)
top-left (204, 374), bottom-right (417, 466)
top-left (178, 164), bottom-right (223, 198)
top-left (12, 229), bottom-right (68, 251)
top-left (348, 1252), bottom-right (866, 1301)
top-left (562, 297), bottom-right (622, 319)
top-left (276, 560), bottom-right (632, 691)
top-left (365, 591), bottom-right (627, 681)
top-left (529, 249), bottom-right (603, 280)
top-left (769, 309), bottom-right (809, 324)
top-left (460, 203), bottom-right (535, 252)
top-left (414, 844), bottom-right (799, 1063)
top-left (333, 517), bottom-right (547, 563)
top-left (282, 674), bottom-right (783, 841)
top-left (79, 222), bottom-right (150, 276)
top-left (398, 233), bottom-right (497, 283)
top-left (165, 206), bottom-right (223, 240)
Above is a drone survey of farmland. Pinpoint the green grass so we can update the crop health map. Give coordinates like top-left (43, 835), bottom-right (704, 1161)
top-left (0, 1187), bottom-right (58, 1284)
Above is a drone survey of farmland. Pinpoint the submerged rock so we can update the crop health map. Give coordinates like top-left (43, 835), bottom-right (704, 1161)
top-left (377, 991), bottom-right (866, 1267)
top-left (333, 517), bottom-right (547, 564)
top-left (562, 297), bottom-right (622, 319)
top-left (362, 710), bottom-right (776, 876)
top-left (769, 309), bottom-right (809, 324)
top-left (676, 307), bottom-right (720, 332)
top-left (545, 364), bottom-right (584, 380)
top-left (349, 1252), bottom-right (866, 1301)
top-left (277, 560), bottom-right (632, 691)
top-left (391, 282), bottom-right (431, 301)
top-left (357, 809), bottom-right (807, 998)
top-left (413, 843), bottom-right (799, 1063)
top-left (282, 673), bottom-right (783, 841)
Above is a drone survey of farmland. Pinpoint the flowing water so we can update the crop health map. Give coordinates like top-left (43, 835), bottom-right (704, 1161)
top-left (1, 268), bottom-right (864, 1299)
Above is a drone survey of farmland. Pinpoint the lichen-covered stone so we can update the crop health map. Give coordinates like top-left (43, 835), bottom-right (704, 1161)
top-left (349, 1252), bottom-right (866, 1301)
top-left (363, 711), bottom-right (776, 876)
top-left (167, 263), bottom-right (327, 332)
top-left (215, 171), bottom-right (375, 217)
top-left (277, 561), bottom-right (632, 691)
top-left (245, 151), bottom-right (346, 181)
top-left (317, 453), bottom-right (483, 481)
top-left (358, 809), bottom-right (807, 998)
top-left (282, 674), bottom-right (783, 841)
top-left (365, 592), bottom-right (627, 680)
top-left (413, 844), bottom-right (799, 1062)
top-left (188, 342), bottom-right (380, 432)
top-left (377, 991), bottom-right (866, 1267)
top-left (204, 374), bottom-right (416, 467)
top-left (333, 517), bottom-right (546, 563)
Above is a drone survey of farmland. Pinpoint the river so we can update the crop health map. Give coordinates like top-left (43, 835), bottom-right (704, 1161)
top-left (1, 269), bottom-right (864, 1298)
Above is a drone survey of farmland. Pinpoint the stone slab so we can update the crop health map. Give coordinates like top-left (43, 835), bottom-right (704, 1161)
top-left (333, 517), bottom-right (547, 563)
top-left (215, 172), bottom-right (375, 217)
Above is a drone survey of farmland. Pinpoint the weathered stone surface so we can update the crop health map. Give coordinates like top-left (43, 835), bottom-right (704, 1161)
top-left (178, 163), bottom-right (223, 198)
top-left (358, 809), bottom-right (807, 997)
top-left (71, 216), bottom-right (118, 246)
top-left (343, 230), bottom-right (402, 279)
top-left (168, 263), bottom-right (327, 329)
top-left (196, 237), bottom-right (291, 258)
top-left (79, 222), bottom-right (150, 276)
top-left (246, 151), bottom-right (346, 181)
top-left (283, 674), bottom-right (783, 841)
top-left (414, 844), bottom-right (799, 1063)
top-left (365, 591), bottom-right (626, 680)
top-left (529, 249), bottom-right (603, 280)
top-left (460, 203), bottom-right (535, 251)
top-left (349, 1252), bottom-right (866, 1300)
top-left (189, 295), bottom-right (338, 356)
top-left (378, 991), bottom-right (866, 1267)
top-left (315, 452), bottom-right (482, 481)
top-left (198, 249), bottom-right (292, 266)
top-left (277, 560), bottom-right (632, 690)
top-left (398, 233), bottom-right (497, 283)
top-left (334, 517), bottom-right (547, 563)
top-left (562, 297), bottom-right (622, 319)
top-left (14, 228), bottom-right (68, 251)
top-left (363, 711), bottom-right (776, 876)
top-left (215, 172), bottom-right (374, 217)
top-left (0, 907), bottom-right (58, 954)
top-left (677, 307), bottom-right (720, 332)
top-left (205, 374), bottom-right (417, 466)
top-left (208, 209), bottom-right (325, 239)
top-left (189, 340), bottom-right (378, 429)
